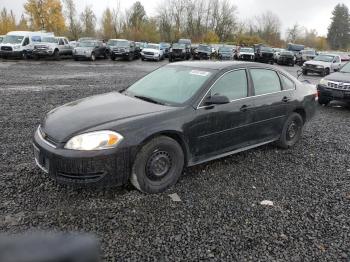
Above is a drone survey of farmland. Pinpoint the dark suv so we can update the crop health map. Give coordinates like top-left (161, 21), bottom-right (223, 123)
top-left (193, 44), bottom-right (212, 60)
top-left (107, 39), bottom-right (139, 61)
top-left (169, 43), bottom-right (190, 62)
top-left (254, 44), bottom-right (274, 64)
top-left (317, 62), bottom-right (350, 106)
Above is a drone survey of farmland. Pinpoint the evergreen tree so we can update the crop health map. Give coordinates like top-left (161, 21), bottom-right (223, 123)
top-left (327, 3), bottom-right (350, 50)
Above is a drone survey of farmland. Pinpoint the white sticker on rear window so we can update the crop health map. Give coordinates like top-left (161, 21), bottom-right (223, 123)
top-left (190, 70), bottom-right (210, 77)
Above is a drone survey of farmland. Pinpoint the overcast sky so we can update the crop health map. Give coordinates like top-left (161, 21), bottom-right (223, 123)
top-left (1, 0), bottom-right (343, 37)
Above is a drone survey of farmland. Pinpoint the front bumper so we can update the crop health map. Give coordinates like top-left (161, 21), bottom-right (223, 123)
top-left (111, 51), bottom-right (131, 58)
top-left (278, 57), bottom-right (294, 64)
top-left (33, 129), bottom-right (132, 187)
top-left (32, 49), bottom-right (54, 57)
top-left (303, 65), bottom-right (324, 73)
top-left (317, 84), bottom-right (350, 101)
top-left (0, 50), bottom-right (23, 57)
top-left (142, 54), bottom-right (160, 60)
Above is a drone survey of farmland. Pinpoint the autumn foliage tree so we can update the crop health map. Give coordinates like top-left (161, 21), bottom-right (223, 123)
top-left (63, 0), bottom-right (82, 40)
top-left (80, 6), bottom-right (96, 37)
top-left (24, 0), bottom-right (66, 35)
top-left (0, 8), bottom-right (17, 34)
top-left (101, 8), bottom-right (114, 39)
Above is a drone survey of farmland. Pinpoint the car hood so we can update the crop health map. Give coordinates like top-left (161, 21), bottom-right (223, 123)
top-left (305, 60), bottom-right (331, 67)
top-left (324, 71), bottom-right (350, 82)
top-left (75, 47), bottom-right (94, 52)
top-left (142, 48), bottom-right (159, 53)
top-left (41, 92), bottom-right (173, 142)
top-left (35, 42), bottom-right (57, 48)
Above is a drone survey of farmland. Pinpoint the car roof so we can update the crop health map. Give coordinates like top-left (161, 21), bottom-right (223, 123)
top-left (169, 61), bottom-right (275, 70)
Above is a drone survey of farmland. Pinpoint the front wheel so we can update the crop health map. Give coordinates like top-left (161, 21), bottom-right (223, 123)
top-left (318, 96), bottom-right (330, 106)
top-left (90, 52), bottom-right (96, 61)
top-left (130, 136), bottom-right (184, 194)
top-left (277, 113), bottom-right (304, 149)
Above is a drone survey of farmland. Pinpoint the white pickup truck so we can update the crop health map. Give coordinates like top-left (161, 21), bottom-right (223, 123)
top-left (302, 54), bottom-right (342, 76)
top-left (32, 36), bottom-right (73, 59)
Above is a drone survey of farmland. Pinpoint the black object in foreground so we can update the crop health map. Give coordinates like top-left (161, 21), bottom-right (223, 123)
top-left (0, 232), bottom-right (100, 262)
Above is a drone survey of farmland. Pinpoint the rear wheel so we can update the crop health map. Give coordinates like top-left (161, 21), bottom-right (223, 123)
top-left (130, 136), bottom-right (184, 194)
top-left (277, 113), bottom-right (304, 149)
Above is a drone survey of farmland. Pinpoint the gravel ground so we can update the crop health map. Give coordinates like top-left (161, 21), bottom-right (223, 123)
top-left (0, 58), bottom-right (349, 261)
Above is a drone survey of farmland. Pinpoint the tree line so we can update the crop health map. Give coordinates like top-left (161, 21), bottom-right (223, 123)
top-left (0, 0), bottom-right (349, 50)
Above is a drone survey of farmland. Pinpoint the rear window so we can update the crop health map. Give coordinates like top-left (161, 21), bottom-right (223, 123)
top-left (250, 69), bottom-right (281, 95)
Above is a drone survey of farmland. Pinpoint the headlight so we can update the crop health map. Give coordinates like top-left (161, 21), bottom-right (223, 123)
top-left (319, 78), bottom-right (329, 86)
top-left (64, 131), bottom-right (123, 151)
top-left (169, 48), bottom-right (172, 52)
top-left (13, 45), bottom-right (21, 50)
top-left (141, 52), bottom-right (144, 55)
top-left (182, 49), bottom-right (185, 53)
top-left (316, 65), bottom-right (324, 69)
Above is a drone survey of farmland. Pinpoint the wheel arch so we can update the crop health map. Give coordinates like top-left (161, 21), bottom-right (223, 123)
top-left (137, 131), bottom-right (190, 166)
top-left (293, 107), bottom-right (306, 123)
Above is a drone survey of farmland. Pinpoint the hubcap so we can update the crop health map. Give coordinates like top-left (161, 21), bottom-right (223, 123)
top-left (287, 121), bottom-right (298, 140)
top-left (146, 151), bottom-right (172, 180)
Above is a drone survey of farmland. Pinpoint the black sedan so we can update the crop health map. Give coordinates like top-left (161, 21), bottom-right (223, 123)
top-left (317, 62), bottom-right (350, 105)
top-left (33, 62), bottom-right (317, 193)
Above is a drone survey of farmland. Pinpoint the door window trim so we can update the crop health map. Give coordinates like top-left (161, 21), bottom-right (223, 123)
top-left (196, 68), bottom-right (249, 109)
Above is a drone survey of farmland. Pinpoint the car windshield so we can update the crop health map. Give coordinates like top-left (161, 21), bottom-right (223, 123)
top-left (172, 43), bottom-right (185, 49)
top-left (302, 50), bottom-right (315, 55)
top-left (126, 66), bottom-right (213, 105)
top-left (314, 55), bottom-right (334, 62)
top-left (42, 37), bottom-right (57, 43)
top-left (108, 40), bottom-right (129, 47)
top-left (261, 46), bottom-right (273, 52)
top-left (241, 48), bottom-right (253, 52)
top-left (219, 46), bottom-right (232, 52)
top-left (198, 45), bottom-right (210, 51)
top-left (3, 35), bottom-right (24, 44)
top-left (281, 51), bottom-right (293, 55)
top-left (79, 41), bottom-right (96, 47)
top-left (340, 62), bottom-right (350, 73)
top-left (146, 44), bottom-right (159, 50)
top-left (178, 39), bottom-right (191, 45)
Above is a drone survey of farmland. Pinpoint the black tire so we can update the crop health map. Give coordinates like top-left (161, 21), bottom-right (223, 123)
top-left (53, 49), bottom-right (60, 60)
top-left (277, 113), bottom-right (304, 149)
top-left (74, 57), bottom-right (78, 61)
top-left (141, 57), bottom-right (145, 61)
top-left (130, 136), bottom-right (184, 194)
top-left (324, 68), bottom-right (330, 76)
top-left (302, 69), bottom-right (308, 75)
top-left (318, 96), bottom-right (330, 106)
top-left (110, 55), bottom-right (116, 61)
top-left (169, 56), bottom-right (173, 63)
top-left (128, 54), bottom-right (133, 61)
top-left (90, 52), bottom-right (96, 61)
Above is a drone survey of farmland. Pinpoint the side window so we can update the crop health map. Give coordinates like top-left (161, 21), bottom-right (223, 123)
top-left (210, 70), bottom-right (248, 101)
top-left (22, 37), bottom-right (29, 46)
top-left (59, 38), bottom-right (64, 45)
top-left (280, 74), bottom-right (295, 90)
top-left (335, 56), bottom-right (340, 63)
top-left (64, 38), bottom-right (69, 45)
top-left (250, 69), bottom-right (281, 95)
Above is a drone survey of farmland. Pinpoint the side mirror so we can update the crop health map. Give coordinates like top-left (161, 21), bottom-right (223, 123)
top-left (205, 95), bottom-right (230, 105)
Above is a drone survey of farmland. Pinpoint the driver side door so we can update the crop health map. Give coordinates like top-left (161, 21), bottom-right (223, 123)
top-left (189, 69), bottom-right (256, 162)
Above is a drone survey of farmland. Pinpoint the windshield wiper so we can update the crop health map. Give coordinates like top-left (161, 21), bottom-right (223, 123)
top-left (134, 95), bottom-right (165, 105)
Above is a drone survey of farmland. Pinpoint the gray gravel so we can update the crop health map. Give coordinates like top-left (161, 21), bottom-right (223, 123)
top-left (0, 59), bottom-right (349, 261)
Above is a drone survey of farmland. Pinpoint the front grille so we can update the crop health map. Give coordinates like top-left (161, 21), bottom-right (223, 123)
top-left (144, 52), bottom-right (154, 55)
top-left (306, 64), bottom-right (317, 69)
top-left (1, 46), bottom-right (13, 51)
top-left (327, 81), bottom-right (350, 90)
top-left (35, 45), bottom-right (48, 50)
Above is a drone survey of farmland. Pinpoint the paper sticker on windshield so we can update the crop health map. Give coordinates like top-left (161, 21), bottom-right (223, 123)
top-left (190, 70), bottom-right (210, 77)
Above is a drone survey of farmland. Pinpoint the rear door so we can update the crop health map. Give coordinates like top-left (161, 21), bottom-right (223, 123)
top-left (248, 67), bottom-right (290, 143)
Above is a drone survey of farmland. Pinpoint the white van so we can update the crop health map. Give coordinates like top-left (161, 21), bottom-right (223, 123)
top-left (0, 31), bottom-right (54, 59)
